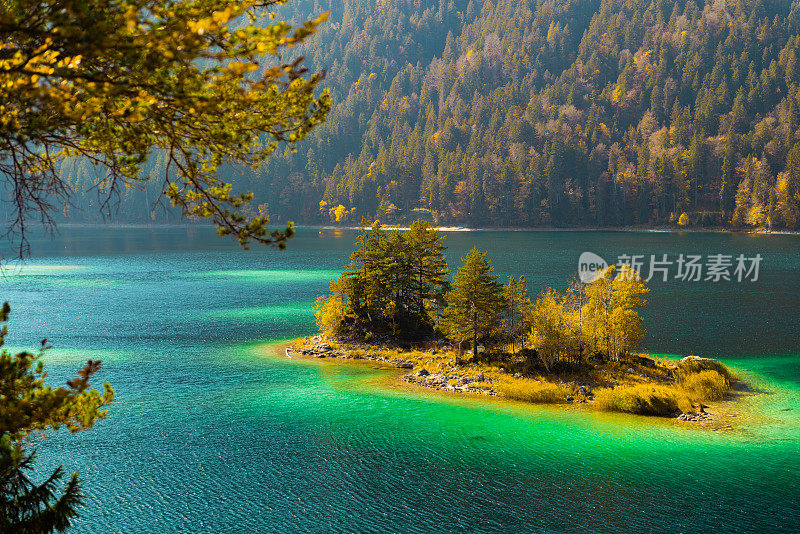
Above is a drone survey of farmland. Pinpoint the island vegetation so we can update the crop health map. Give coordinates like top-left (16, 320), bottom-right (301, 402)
top-left (303, 219), bottom-right (735, 420)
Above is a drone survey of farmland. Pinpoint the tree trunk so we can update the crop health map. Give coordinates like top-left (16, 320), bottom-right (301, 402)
top-left (510, 297), bottom-right (515, 356)
top-left (472, 309), bottom-right (478, 358)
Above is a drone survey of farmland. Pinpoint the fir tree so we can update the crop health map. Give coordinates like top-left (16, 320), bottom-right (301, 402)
top-left (405, 220), bottom-right (449, 321)
top-left (441, 248), bottom-right (504, 357)
top-left (0, 303), bottom-right (114, 532)
top-left (502, 275), bottom-right (533, 356)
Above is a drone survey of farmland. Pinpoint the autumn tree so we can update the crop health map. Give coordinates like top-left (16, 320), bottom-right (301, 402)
top-left (440, 248), bottom-right (504, 357)
top-left (0, 0), bottom-right (330, 252)
top-left (606, 267), bottom-right (650, 360)
top-left (564, 278), bottom-right (589, 361)
top-left (528, 288), bottom-right (569, 373)
top-left (583, 266), bottom-right (615, 358)
top-left (583, 265), bottom-right (649, 360)
top-left (315, 279), bottom-right (347, 337)
top-left (528, 266), bottom-right (649, 369)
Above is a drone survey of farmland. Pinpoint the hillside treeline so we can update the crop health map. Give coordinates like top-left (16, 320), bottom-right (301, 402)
top-left (264, 0), bottom-right (800, 230)
top-left (57, 0), bottom-right (800, 230)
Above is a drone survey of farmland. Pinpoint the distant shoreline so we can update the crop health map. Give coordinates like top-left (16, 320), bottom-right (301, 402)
top-left (52, 222), bottom-right (800, 235)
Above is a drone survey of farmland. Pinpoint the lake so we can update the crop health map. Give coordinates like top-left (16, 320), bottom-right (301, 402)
top-left (2, 226), bottom-right (799, 533)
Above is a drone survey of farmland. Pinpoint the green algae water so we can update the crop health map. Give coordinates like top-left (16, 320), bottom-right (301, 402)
top-left (2, 226), bottom-right (799, 533)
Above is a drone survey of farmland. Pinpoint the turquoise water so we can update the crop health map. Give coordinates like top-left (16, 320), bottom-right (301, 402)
top-left (1, 226), bottom-right (799, 533)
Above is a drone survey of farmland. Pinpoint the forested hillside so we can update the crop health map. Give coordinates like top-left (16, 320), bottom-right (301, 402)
top-left (57, 0), bottom-right (800, 229)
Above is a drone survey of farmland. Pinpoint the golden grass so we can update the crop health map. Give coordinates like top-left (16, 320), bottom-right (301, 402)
top-left (494, 377), bottom-right (572, 403)
top-left (679, 369), bottom-right (730, 401)
top-left (595, 384), bottom-right (692, 416)
top-left (675, 359), bottom-right (733, 383)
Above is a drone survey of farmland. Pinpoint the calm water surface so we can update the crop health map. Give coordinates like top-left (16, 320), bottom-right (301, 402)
top-left (1, 226), bottom-right (799, 533)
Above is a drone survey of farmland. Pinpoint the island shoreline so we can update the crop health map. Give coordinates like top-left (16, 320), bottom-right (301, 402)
top-left (262, 337), bottom-right (762, 433)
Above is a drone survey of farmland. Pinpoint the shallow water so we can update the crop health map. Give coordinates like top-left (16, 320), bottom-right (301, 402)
top-left (2, 226), bottom-right (799, 533)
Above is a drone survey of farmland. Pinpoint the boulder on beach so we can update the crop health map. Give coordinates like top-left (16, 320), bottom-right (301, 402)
top-left (311, 343), bottom-right (331, 353)
top-left (679, 355), bottom-right (713, 365)
top-left (636, 356), bottom-right (656, 368)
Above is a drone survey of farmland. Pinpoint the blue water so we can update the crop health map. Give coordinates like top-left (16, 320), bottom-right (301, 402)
top-left (1, 226), bottom-right (799, 533)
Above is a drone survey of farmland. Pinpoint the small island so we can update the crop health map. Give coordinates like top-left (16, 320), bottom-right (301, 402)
top-left (293, 219), bottom-right (741, 424)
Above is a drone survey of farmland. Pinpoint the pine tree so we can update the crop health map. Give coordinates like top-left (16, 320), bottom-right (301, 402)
top-left (405, 220), bottom-right (449, 322)
top-left (328, 219), bottom-right (448, 338)
top-left (381, 230), bottom-right (413, 335)
top-left (502, 276), bottom-right (532, 355)
top-left (778, 144), bottom-right (800, 228)
top-left (441, 248), bottom-right (504, 357)
top-left (344, 220), bottom-right (389, 320)
top-left (0, 303), bottom-right (114, 532)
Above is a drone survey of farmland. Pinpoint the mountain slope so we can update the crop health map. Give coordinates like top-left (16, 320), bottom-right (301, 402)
top-left (261, 0), bottom-right (800, 230)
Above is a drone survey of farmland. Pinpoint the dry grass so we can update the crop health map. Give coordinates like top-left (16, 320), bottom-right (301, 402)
top-left (494, 377), bottom-right (572, 403)
top-left (595, 384), bottom-right (692, 416)
top-left (675, 359), bottom-right (733, 383)
top-left (674, 359), bottom-right (732, 402)
top-left (680, 369), bottom-right (730, 401)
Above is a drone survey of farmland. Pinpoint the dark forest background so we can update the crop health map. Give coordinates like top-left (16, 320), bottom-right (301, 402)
top-left (46, 0), bottom-right (800, 230)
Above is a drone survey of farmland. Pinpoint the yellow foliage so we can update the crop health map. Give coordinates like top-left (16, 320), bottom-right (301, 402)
top-left (611, 83), bottom-right (624, 104)
top-left (546, 22), bottom-right (561, 47)
top-left (678, 212), bottom-right (690, 226)
top-left (747, 205), bottom-right (767, 227)
top-left (329, 204), bottom-right (347, 222)
top-left (0, 0), bottom-right (331, 249)
top-left (494, 376), bottom-right (571, 403)
top-left (595, 384), bottom-right (692, 416)
top-left (315, 294), bottom-right (346, 336)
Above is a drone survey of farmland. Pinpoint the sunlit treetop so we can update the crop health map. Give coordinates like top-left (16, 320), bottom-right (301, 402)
top-left (0, 0), bottom-right (330, 251)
